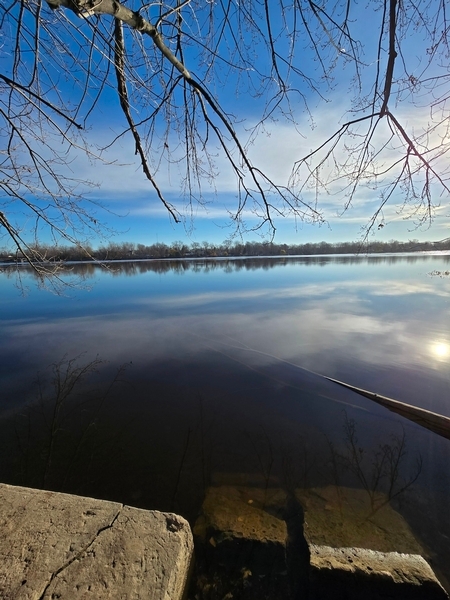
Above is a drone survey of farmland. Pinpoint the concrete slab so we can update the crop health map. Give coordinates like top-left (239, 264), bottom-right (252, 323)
top-left (0, 483), bottom-right (193, 600)
top-left (296, 485), bottom-right (424, 553)
top-left (191, 483), bottom-right (448, 599)
top-left (192, 485), bottom-right (291, 599)
top-left (297, 486), bottom-right (448, 598)
top-left (309, 545), bottom-right (448, 600)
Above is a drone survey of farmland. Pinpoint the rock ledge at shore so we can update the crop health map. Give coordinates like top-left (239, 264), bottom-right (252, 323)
top-left (0, 483), bottom-right (193, 600)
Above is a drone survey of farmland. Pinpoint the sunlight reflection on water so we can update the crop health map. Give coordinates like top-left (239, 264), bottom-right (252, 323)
top-left (430, 341), bottom-right (450, 360)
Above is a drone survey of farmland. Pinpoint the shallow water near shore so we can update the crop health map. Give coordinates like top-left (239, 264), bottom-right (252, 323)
top-left (0, 253), bottom-right (449, 588)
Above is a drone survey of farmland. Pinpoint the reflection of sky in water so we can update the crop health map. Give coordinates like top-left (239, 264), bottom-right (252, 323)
top-left (2, 256), bottom-right (450, 585)
top-left (1, 256), bottom-right (450, 414)
top-left (1, 255), bottom-right (449, 412)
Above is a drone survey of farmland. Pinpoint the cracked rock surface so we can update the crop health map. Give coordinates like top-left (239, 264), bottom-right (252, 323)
top-left (0, 483), bottom-right (193, 600)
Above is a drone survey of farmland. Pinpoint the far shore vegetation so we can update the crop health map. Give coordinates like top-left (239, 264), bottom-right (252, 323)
top-left (1, 238), bottom-right (450, 263)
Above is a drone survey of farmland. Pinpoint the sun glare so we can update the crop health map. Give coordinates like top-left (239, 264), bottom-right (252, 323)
top-left (431, 342), bottom-right (450, 359)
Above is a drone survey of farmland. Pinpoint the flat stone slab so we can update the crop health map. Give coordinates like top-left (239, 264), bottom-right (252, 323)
top-left (296, 486), bottom-right (424, 554)
top-left (193, 485), bottom-right (290, 599)
top-left (309, 545), bottom-right (448, 599)
top-left (193, 485), bottom-right (287, 562)
top-left (297, 486), bottom-right (448, 598)
top-left (0, 483), bottom-right (193, 599)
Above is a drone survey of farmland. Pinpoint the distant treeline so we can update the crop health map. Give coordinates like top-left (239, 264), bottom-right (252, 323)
top-left (1, 238), bottom-right (450, 262)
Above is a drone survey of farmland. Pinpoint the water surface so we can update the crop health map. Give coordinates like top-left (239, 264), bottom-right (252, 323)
top-left (1, 254), bottom-right (449, 586)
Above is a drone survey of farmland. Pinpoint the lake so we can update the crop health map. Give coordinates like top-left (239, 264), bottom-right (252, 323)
top-left (0, 253), bottom-right (449, 588)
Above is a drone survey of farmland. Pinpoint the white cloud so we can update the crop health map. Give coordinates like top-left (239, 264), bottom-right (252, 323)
top-left (64, 92), bottom-right (450, 237)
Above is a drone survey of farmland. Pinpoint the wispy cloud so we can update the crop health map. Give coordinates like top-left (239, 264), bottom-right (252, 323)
top-left (64, 94), bottom-right (450, 241)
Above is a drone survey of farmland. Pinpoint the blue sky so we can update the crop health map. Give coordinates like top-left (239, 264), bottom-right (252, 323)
top-left (73, 103), bottom-right (450, 247)
top-left (76, 110), bottom-right (450, 247)
top-left (3, 1), bottom-right (450, 248)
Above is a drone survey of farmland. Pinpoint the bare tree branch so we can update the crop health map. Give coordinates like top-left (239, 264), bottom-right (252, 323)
top-left (1, 0), bottom-right (450, 279)
top-left (113, 18), bottom-right (180, 222)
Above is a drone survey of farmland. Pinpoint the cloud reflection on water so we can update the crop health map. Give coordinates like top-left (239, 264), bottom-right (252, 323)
top-left (0, 255), bottom-right (449, 414)
top-left (2, 256), bottom-right (450, 590)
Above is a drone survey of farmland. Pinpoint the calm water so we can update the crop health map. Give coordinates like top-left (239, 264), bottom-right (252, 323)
top-left (1, 254), bottom-right (449, 585)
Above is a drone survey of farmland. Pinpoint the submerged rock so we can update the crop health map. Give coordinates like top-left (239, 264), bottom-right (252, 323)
top-left (192, 485), bottom-right (292, 599)
top-left (298, 486), bottom-right (448, 599)
top-left (190, 483), bottom-right (448, 599)
top-left (309, 546), bottom-right (448, 600)
top-left (296, 485), bottom-right (424, 553)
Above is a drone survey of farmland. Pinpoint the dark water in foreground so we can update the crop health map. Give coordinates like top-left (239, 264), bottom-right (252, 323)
top-left (0, 254), bottom-right (449, 587)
